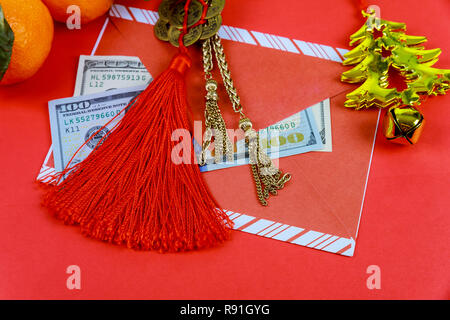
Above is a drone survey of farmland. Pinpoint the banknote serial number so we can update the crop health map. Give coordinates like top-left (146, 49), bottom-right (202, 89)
top-left (89, 74), bottom-right (149, 89)
top-left (262, 121), bottom-right (302, 148)
top-left (63, 110), bottom-right (121, 126)
top-left (268, 121), bottom-right (296, 131)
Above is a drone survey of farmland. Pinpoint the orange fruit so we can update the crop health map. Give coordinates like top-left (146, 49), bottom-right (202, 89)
top-left (0, 0), bottom-right (54, 85)
top-left (42, 0), bottom-right (113, 24)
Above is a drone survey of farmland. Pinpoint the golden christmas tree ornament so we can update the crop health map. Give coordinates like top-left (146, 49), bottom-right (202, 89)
top-left (341, 9), bottom-right (450, 144)
top-left (383, 106), bottom-right (424, 145)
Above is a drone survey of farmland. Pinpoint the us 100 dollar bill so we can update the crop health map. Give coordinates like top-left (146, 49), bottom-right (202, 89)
top-left (196, 100), bottom-right (330, 172)
top-left (48, 85), bottom-right (146, 173)
top-left (311, 99), bottom-right (332, 152)
top-left (38, 55), bottom-right (152, 181)
top-left (73, 55), bottom-right (152, 96)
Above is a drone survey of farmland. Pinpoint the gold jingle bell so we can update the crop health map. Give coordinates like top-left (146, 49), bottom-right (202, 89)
top-left (382, 106), bottom-right (425, 145)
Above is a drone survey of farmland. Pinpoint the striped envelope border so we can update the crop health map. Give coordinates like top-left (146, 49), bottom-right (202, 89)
top-left (109, 4), bottom-right (350, 61)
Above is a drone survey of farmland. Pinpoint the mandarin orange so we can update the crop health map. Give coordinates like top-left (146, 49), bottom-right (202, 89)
top-left (0, 0), bottom-right (54, 85)
top-left (42, 0), bottom-right (113, 24)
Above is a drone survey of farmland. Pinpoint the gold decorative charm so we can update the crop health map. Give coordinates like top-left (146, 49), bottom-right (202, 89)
top-left (155, 0), bottom-right (224, 47)
top-left (341, 10), bottom-right (449, 143)
top-left (239, 118), bottom-right (292, 206)
top-left (168, 0), bottom-right (203, 28)
top-left (201, 35), bottom-right (291, 206)
top-left (383, 106), bottom-right (424, 145)
top-left (155, 0), bottom-right (289, 205)
top-left (200, 15), bottom-right (222, 40)
top-left (205, 0), bottom-right (225, 19)
top-left (199, 39), bottom-right (233, 165)
top-left (168, 24), bottom-right (203, 47)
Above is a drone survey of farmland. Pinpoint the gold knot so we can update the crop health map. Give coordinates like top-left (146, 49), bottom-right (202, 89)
top-left (205, 79), bottom-right (218, 91)
top-left (239, 118), bottom-right (253, 132)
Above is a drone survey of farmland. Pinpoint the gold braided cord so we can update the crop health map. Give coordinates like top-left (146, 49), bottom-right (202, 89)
top-left (200, 34), bottom-right (291, 206)
top-left (202, 38), bottom-right (214, 77)
top-left (199, 38), bottom-right (233, 166)
top-left (211, 34), bottom-right (245, 117)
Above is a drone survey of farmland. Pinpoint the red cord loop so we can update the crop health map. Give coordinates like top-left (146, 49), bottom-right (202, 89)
top-left (178, 0), bottom-right (209, 51)
top-left (169, 53), bottom-right (192, 75)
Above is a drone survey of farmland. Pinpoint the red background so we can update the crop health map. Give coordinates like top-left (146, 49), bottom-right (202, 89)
top-left (0, 0), bottom-right (449, 299)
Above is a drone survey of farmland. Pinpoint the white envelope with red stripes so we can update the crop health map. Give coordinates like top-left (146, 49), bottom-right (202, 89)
top-left (38, 0), bottom-right (380, 256)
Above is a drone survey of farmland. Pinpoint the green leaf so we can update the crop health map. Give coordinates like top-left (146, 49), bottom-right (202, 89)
top-left (0, 4), bottom-right (14, 82)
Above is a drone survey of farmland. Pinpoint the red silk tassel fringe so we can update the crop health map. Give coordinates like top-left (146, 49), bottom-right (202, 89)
top-left (42, 54), bottom-right (233, 252)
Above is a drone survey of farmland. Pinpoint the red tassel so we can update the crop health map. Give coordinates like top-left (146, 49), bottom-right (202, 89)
top-left (42, 53), bottom-right (233, 252)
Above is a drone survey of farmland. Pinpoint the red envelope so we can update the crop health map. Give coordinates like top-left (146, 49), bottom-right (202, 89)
top-left (38, 0), bottom-right (380, 256)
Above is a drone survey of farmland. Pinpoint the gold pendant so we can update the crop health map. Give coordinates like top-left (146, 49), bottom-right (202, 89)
top-left (155, 0), bottom-right (224, 48)
top-left (156, 0), bottom-right (290, 205)
top-left (200, 35), bottom-right (291, 206)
